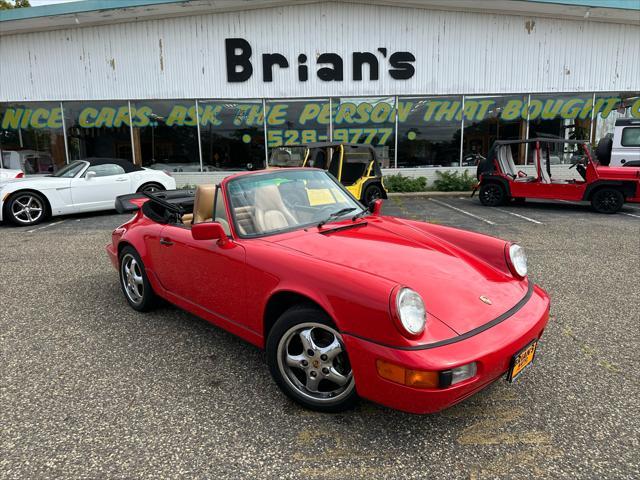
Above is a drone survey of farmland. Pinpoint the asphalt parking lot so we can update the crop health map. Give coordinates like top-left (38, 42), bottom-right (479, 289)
top-left (1, 196), bottom-right (639, 479)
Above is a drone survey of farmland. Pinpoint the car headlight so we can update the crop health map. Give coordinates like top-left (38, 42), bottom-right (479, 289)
top-left (395, 287), bottom-right (426, 336)
top-left (507, 244), bottom-right (528, 278)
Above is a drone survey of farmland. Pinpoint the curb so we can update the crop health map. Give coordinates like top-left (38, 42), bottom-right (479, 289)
top-left (387, 191), bottom-right (473, 198)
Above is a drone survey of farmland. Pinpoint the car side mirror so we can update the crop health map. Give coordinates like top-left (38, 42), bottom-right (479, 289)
top-left (85, 171), bottom-right (96, 180)
top-left (192, 222), bottom-right (229, 245)
top-left (368, 198), bottom-right (383, 216)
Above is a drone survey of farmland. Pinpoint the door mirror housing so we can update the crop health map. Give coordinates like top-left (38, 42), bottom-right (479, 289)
top-left (368, 198), bottom-right (383, 216)
top-left (85, 171), bottom-right (96, 180)
top-left (191, 221), bottom-right (229, 244)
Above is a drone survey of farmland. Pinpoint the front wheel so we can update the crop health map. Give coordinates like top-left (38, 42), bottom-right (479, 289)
top-left (479, 183), bottom-right (506, 206)
top-left (5, 191), bottom-right (48, 227)
top-left (591, 188), bottom-right (624, 214)
top-left (266, 306), bottom-right (357, 412)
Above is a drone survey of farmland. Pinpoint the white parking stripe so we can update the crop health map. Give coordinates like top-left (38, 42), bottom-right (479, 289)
top-left (493, 207), bottom-right (543, 224)
top-left (620, 212), bottom-right (640, 219)
top-left (429, 199), bottom-right (496, 225)
top-left (27, 220), bottom-right (65, 233)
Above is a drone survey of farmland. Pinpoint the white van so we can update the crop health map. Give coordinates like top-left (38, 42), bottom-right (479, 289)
top-left (596, 119), bottom-right (640, 167)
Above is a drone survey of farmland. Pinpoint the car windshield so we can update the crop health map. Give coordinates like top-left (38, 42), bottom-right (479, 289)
top-left (269, 147), bottom-right (308, 167)
top-left (51, 161), bottom-right (87, 178)
top-left (226, 169), bottom-right (363, 237)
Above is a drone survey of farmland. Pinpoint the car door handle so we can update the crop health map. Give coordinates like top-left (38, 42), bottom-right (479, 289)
top-left (116, 178), bottom-right (128, 182)
top-left (160, 238), bottom-right (174, 246)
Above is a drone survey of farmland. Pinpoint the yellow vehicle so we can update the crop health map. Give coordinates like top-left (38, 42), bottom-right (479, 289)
top-left (269, 143), bottom-right (387, 204)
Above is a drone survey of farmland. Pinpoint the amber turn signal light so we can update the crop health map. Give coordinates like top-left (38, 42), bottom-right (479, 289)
top-left (376, 359), bottom-right (440, 389)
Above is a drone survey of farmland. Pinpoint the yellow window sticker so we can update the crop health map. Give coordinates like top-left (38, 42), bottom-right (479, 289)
top-left (307, 188), bottom-right (337, 206)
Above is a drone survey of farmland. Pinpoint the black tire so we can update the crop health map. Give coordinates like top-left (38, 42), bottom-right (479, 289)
top-left (362, 183), bottom-right (383, 205)
top-left (266, 305), bottom-right (358, 413)
top-left (137, 182), bottom-right (165, 194)
top-left (595, 137), bottom-right (612, 166)
top-left (479, 183), bottom-right (506, 206)
top-left (5, 191), bottom-right (48, 227)
top-left (591, 188), bottom-right (624, 214)
top-left (119, 246), bottom-right (158, 312)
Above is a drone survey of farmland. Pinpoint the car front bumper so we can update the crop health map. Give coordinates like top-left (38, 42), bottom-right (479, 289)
top-left (342, 284), bottom-right (550, 414)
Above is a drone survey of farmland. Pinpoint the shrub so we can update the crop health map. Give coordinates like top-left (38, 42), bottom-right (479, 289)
top-left (432, 170), bottom-right (476, 191)
top-left (384, 174), bottom-right (428, 192)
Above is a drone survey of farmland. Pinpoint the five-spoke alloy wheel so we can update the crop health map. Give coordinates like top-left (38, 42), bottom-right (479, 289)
top-left (118, 247), bottom-right (157, 311)
top-left (267, 306), bottom-right (357, 412)
top-left (7, 192), bottom-right (46, 226)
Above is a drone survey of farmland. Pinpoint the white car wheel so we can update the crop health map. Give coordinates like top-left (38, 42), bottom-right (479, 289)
top-left (7, 192), bottom-right (46, 226)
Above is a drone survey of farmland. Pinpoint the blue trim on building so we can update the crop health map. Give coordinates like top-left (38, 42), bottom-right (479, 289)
top-left (1, 0), bottom-right (638, 23)
top-left (0, 0), bottom-right (186, 22)
top-left (520, 0), bottom-right (640, 10)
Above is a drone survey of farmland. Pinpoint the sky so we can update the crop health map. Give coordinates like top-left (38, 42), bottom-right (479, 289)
top-left (29, 0), bottom-right (81, 6)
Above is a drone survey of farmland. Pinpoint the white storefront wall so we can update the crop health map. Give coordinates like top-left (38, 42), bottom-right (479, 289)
top-left (1, 2), bottom-right (638, 101)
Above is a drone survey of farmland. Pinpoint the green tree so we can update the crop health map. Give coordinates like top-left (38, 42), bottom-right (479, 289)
top-left (0, 0), bottom-right (31, 10)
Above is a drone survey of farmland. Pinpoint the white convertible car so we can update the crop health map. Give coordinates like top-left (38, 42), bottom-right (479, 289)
top-left (0, 159), bottom-right (176, 227)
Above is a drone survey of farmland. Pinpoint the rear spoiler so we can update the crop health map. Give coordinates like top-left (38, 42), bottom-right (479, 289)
top-left (114, 189), bottom-right (195, 214)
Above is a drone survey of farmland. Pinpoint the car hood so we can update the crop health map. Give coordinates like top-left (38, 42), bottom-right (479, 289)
top-left (272, 218), bottom-right (528, 335)
top-left (0, 175), bottom-right (68, 189)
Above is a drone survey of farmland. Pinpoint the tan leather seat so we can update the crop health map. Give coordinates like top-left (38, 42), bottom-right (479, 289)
top-left (234, 205), bottom-right (256, 235)
top-left (182, 213), bottom-right (194, 227)
top-left (192, 184), bottom-right (216, 224)
top-left (254, 184), bottom-right (297, 232)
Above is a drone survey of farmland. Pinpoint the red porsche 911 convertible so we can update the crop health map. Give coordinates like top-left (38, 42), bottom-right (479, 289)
top-left (107, 168), bottom-right (550, 414)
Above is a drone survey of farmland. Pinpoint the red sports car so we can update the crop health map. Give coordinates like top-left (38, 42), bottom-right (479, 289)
top-left (107, 169), bottom-right (550, 414)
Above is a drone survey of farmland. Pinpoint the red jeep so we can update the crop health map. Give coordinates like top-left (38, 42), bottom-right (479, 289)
top-left (475, 138), bottom-right (640, 214)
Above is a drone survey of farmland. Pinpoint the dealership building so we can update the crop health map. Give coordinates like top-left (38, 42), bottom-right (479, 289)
top-left (1, 0), bottom-right (639, 185)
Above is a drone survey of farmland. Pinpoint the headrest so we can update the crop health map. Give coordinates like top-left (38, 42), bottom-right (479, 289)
top-left (255, 184), bottom-right (285, 211)
top-left (193, 184), bottom-right (216, 224)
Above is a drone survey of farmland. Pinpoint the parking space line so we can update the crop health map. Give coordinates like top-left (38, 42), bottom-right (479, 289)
top-left (429, 199), bottom-right (496, 225)
top-left (493, 208), bottom-right (543, 224)
top-left (27, 220), bottom-right (65, 233)
top-left (620, 212), bottom-right (640, 219)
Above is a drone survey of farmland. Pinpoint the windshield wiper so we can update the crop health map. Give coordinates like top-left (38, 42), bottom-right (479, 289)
top-left (351, 207), bottom-right (369, 221)
top-left (317, 207), bottom-right (356, 228)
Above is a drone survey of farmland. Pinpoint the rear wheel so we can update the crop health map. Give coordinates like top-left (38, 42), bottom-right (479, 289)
top-left (6, 191), bottom-right (48, 227)
top-left (362, 183), bottom-right (383, 205)
top-left (591, 188), bottom-right (624, 214)
top-left (479, 183), bottom-right (506, 206)
top-left (266, 306), bottom-right (357, 412)
top-left (137, 182), bottom-right (165, 194)
top-left (119, 247), bottom-right (157, 311)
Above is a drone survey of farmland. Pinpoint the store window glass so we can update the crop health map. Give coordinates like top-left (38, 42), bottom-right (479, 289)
top-left (527, 93), bottom-right (593, 164)
top-left (199, 100), bottom-right (265, 171)
top-left (0, 102), bottom-right (66, 174)
top-left (63, 101), bottom-right (133, 164)
top-left (129, 100), bottom-right (200, 172)
top-left (397, 97), bottom-right (462, 168)
top-left (462, 95), bottom-right (528, 165)
top-left (332, 97), bottom-right (395, 168)
top-left (266, 99), bottom-right (330, 151)
top-left (592, 92), bottom-right (640, 142)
